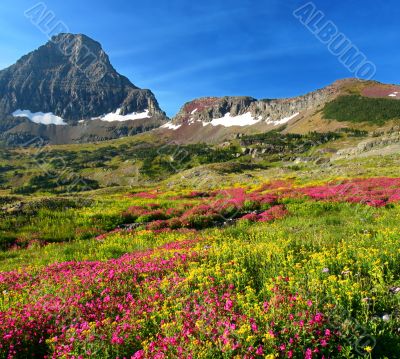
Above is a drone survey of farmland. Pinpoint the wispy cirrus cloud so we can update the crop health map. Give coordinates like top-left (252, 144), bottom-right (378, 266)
top-left (137, 44), bottom-right (316, 86)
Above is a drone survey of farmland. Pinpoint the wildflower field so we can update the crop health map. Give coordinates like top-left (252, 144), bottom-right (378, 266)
top-left (1, 177), bottom-right (400, 358)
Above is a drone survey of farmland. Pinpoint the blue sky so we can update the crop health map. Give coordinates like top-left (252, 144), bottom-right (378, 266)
top-left (0, 0), bottom-right (399, 116)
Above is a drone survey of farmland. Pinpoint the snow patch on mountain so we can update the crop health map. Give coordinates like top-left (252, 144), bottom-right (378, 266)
top-left (161, 122), bottom-right (182, 130)
top-left (207, 112), bottom-right (261, 127)
top-left (97, 109), bottom-right (151, 122)
top-left (267, 112), bottom-right (299, 126)
top-left (12, 109), bottom-right (67, 125)
top-left (203, 112), bottom-right (299, 127)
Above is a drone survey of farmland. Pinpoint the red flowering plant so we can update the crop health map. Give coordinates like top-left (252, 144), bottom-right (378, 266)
top-left (240, 205), bottom-right (288, 223)
top-left (129, 275), bottom-right (344, 358)
top-left (0, 239), bottom-right (201, 358)
top-left (298, 178), bottom-right (400, 207)
top-left (118, 177), bottom-right (400, 235)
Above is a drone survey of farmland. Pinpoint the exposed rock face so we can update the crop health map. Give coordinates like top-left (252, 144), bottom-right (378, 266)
top-left (0, 33), bottom-right (165, 121)
top-left (173, 97), bottom-right (256, 125)
top-left (0, 33), bottom-right (167, 145)
top-left (333, 131), bottom-right (400, 159)
top-left (158, 79), bottom-right (375, 144)
top-left (172, 84), bottom-right (339, 126)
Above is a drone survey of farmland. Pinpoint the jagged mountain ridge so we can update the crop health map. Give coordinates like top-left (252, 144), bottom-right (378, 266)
top-left (158, 78), bottom-right (400, 144)
top-left (0, 33), bottom-right (167, 145)
top-left (0, 33), bottom-right (165, 121)
top-left (173, 86), bottom-right (336, 126)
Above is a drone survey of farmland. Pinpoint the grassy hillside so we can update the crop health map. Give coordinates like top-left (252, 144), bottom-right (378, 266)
top-left (323, 95), bottom-right (400, 124)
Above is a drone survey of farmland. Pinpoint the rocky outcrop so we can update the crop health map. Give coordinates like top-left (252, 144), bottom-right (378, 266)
top-left (157, 79), bottom-right (379, 145)
top-left (172, 83), bottom-right (339, 126)
top-left (333, 131), bottom-right (400, 159)
top-left (173, 97), bottom-right (256, 124)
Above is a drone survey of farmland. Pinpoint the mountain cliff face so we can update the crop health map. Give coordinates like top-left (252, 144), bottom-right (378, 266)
top-left (159, 79), bottom-right (395, 144)
top-left (0, 33), bottom-right (167, 145)
top-left (172, 84), bottom-right (337, 126)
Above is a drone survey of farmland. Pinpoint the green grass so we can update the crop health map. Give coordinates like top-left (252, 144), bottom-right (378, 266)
top-left (0, 229), bottom-right (185, 271)
top-left (0, 195), bottom-right (131, 249)
top-left (204, 202), bottom-right (400, 357)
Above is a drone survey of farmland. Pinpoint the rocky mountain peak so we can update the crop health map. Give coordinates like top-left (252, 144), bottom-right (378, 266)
top-left (0, 33), bottom-right (165, 122)
top-left (0, 33), bottom-right (168, 145)
top-left (46, 33), bottom-right (130, 86)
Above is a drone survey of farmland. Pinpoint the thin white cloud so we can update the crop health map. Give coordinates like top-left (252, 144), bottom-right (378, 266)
top-left (142, 45), bottom-right (312, 86)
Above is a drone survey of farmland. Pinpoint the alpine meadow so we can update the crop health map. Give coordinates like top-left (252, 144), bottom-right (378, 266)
top-left (0, 1), bottom-right (400, 358)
